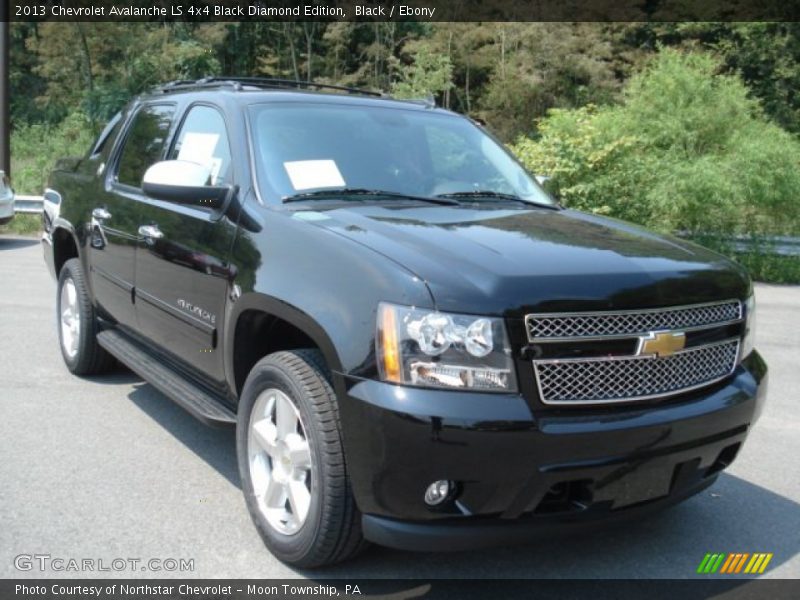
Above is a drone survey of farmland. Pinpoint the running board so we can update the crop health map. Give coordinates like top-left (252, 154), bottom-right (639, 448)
top-left (97, 330), bottom-right (236, 427)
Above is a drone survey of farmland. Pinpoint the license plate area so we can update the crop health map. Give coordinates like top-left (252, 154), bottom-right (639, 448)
top-left (592, 463), bottom-right (675, 509)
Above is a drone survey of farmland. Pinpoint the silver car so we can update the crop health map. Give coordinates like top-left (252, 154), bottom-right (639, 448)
top-left (0, 171), bottom-right (14, 225)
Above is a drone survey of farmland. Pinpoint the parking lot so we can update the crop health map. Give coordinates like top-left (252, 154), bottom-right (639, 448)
top-left (1, 234), bottom-right (798, 579)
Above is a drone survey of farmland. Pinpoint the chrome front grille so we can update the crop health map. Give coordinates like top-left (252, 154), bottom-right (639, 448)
top-left (526, 300), bottom-right (742, 341)
top-left (526, 300), bottom-right (744, 405)
top-left (534, 339), bottom-right (740, 404)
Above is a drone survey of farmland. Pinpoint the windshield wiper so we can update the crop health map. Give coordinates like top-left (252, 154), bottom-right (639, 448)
top-left (283, 188), bottom-right (460, 206)
top-left (435, 190), bottom-right (557, 209)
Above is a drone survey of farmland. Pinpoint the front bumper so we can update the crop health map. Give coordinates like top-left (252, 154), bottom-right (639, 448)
top-left (337, 351), bottom-right (767, 551)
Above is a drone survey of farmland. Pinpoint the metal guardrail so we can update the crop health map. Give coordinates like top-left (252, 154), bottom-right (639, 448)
top-left (11, 194), bottom-right (800, 255)
top-left (13, 195), bottom-right (45, 214)
top-left (727, 236), bottom-right (800, 257)
top-left (676, 232), bottom-right (800, 257)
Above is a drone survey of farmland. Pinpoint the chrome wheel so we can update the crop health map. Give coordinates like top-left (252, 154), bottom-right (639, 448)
top-left (60, 277), bottom-right (80, 359)
top-left (248, 388), bottom-right (313, 535)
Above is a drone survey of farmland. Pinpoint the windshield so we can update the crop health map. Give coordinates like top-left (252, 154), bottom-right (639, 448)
top-left (248, 102), bottom-right (555, 206)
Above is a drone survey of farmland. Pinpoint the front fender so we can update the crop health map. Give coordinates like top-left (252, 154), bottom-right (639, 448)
top-left (44, 218), bottom-right (83, 280)
top-left (225, 209), bottom-right (433, 380)
top-left (223, 291), bottom-right (345, 386)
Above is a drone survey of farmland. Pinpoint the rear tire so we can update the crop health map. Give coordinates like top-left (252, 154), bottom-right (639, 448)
top-left (237, 349), bottom-right (366, 568)
top-left (57, 258), bottom-right (115, 375)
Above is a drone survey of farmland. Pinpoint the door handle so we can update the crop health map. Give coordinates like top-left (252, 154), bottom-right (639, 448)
top-left (138, 224), bottom-right (164, 240)
top-left (92, 207), bottom-right (111, 220)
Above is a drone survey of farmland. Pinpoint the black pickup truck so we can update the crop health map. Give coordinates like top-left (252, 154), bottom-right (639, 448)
top-left (42, 78), bottom-right (767, 568)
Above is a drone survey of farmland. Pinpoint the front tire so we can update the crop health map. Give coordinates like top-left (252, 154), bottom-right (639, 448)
top-left (57, 258), bottom-right (114, 375)
top-left (237, 350), bottom-right (365, 568)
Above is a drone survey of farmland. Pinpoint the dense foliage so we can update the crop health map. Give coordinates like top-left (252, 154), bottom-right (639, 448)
top-left (511, 50), bottom-right (800, 237)
top-left (10, 112), bottom-right (96, 196)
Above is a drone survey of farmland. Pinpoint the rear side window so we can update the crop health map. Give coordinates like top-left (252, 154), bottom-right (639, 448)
top-left (168, 105), bottom-right (232, 185)
top-left (116, 104), bottom-right (176, 187)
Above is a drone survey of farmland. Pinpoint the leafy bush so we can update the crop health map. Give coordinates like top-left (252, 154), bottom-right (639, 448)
top-left (0, 214), bottom-right (41, 236)
top-left (730, 252), bottom-right (800, 285)
top-left (10, 112), bottom-right (96, 195)
top-left (511, 48), bottom-right (800, 237)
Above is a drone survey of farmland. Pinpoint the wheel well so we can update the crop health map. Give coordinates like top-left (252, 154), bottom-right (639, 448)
top-left (233, 310), bottom-right (320, 394)
top-left (53, 228), bottom-right (78, 276)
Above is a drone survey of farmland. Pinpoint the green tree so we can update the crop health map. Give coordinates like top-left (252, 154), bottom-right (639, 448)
top-left (391, 41), bottom-right (454, 100)
top-left (27, 23), bottom-right (225, 124)
top-left (477, 23), bottom-right (632, 140)
top-left (621, 22), bottom-right (800, 133)
top-left (511, 48), bottom-right (800, 237)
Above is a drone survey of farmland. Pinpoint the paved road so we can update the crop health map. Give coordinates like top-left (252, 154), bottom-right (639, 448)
top-left (1, 235), bottom-right (798, 580)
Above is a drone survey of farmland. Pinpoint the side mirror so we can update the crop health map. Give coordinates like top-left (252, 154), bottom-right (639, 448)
top-left (142, 160), bottom-right (230, 209)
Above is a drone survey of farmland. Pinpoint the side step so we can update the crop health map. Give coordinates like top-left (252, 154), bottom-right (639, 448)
top-left (97, 329), bottom-right (236, 428)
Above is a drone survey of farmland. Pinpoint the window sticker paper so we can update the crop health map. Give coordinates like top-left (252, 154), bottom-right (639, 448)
top-left (178, 133), bottom-right (220, 167)
top-left (284, 160), bottom-right (345, 191)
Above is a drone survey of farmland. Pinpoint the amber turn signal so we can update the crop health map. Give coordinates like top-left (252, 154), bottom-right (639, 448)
top-left (379, 304), bottom-right (402, 383)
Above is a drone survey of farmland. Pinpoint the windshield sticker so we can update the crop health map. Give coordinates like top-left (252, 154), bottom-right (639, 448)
top-left (178, 133), bottom-right (219, 165)
top-left (284, 159), bottom-right (345, 191)
top-left (178, 132), bottom-right (223, 182)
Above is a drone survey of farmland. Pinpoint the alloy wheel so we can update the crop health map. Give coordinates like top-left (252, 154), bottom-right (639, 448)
top-left (60, 277), bottom-right (81, 359)
top-left (247, 388), bottom-right (314, 535)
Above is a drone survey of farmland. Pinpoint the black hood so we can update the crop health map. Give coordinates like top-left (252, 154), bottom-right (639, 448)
top-left (294, 203), bottom-right (750, 316)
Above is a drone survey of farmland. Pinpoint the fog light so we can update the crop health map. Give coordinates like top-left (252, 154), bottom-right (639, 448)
top-left (424, 480), bottom-right (452, 506)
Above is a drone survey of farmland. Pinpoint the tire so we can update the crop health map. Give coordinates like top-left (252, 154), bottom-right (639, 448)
top-left (57, 258), bottom-right (115, 375)
top-left (237, 349), bottom-right (366, 568)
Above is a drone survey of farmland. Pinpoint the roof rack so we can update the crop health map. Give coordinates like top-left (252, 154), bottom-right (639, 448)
top-left (153, 77), bottom-right (386, 98)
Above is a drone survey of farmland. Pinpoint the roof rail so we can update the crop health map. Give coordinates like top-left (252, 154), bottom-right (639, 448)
top-left (153, 77), bottom-right (385, 98)
top-left (400, 93), bottom-right (437, 109)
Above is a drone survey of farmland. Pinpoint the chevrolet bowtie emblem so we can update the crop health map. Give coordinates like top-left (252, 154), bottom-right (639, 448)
top-left (637, 331), bottom-right (686, 357)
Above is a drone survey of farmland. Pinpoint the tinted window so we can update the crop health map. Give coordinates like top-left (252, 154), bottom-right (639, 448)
top-left (249, 103), bottom-right (553, 206)
top-left (116, 105), bottom-right (176, 187)
top-left (169, 105), bottom-right (232, 185)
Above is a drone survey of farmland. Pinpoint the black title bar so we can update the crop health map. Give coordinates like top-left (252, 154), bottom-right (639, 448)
top-left (8, 0), bottom-right (800, 22)
top-left (5, 579), bottom-right (800, 600)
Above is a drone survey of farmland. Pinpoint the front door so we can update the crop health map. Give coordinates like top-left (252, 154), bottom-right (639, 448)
top-left (91, 104), bottom-right (176, 330)
top-left (133, 104), bottom-right (237, 386)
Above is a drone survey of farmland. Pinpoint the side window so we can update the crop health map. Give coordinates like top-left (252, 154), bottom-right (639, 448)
top-left (116, 104), bottom-right (176, 187)
top-left (169, 105), bottom-right (232, 185)
top-left (88, 112), bottom-right (122, 158)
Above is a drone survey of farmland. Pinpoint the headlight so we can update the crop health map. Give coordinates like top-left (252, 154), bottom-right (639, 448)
top-left (376, 303), bottom-right (517, 392)
top-left (741, 293), bottom-right (756, 360)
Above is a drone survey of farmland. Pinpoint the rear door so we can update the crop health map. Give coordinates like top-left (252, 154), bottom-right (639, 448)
top-left (132, 103), bottom-right (238, 386)
top-left (90, 104), bottom-right (176, 330)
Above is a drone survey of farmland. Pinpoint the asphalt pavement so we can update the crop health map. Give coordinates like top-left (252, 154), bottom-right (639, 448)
top-left (1, 235), bottom-right (798, 579)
